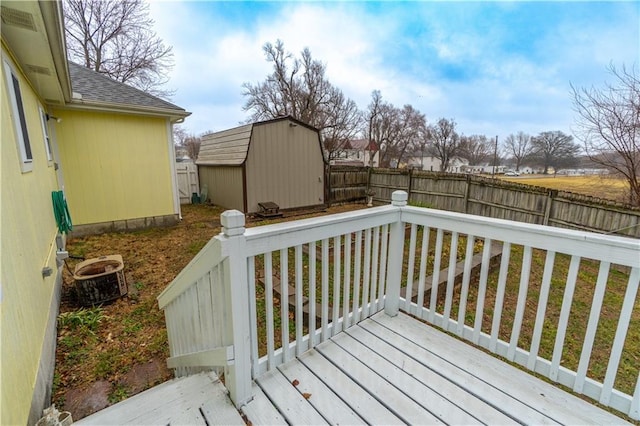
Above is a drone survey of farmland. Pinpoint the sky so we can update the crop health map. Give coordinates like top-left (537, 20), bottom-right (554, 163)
top-left (148, 1), bottom-right (639, 142)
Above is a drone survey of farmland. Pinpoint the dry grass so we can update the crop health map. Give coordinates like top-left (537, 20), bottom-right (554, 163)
top-left (501, 175), bottom-right (630, 203)
top-left (53, 203), bottom-right (366, 412)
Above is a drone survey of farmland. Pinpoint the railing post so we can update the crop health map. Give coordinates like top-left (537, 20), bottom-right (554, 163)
top-left (220, 210), bottom-right (253, 407)
top-left (385, 190), bottom-right (407, 316)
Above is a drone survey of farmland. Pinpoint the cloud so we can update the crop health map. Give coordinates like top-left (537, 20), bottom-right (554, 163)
top-left (147, 1), bottom-right (639, 141)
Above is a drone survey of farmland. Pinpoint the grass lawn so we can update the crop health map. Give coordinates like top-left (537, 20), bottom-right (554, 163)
top-left (501, 174), bottom-right (630, 203)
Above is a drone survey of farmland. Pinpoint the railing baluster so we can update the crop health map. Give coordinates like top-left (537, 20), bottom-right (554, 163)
top-left (631, 373), bottom-right (640, 419)
top-left (264, 252), bottom-right (275, 370)
top-left (416, 227), bottom-right (430, 313)
top-left (473, 238), bottom-right (492, 345)
top-left (248, 257), bottom-right (258, 376)
top-left (295, 246), bottom-right (304, 357)
top-left (573, 260), bottom-right (609, 392)
top-left (528, 250), bottom-right (555, 370)
top-left (362, 228), bottom-right (372, 318)
top-left (600, 267), bottom-right (640, 405)
top-left (377, 224), bottom-right (389, 310)
top-left (456, 235), bottom-right (476, 337)
top-left (353, 231), bottom-right (363, 323)
top-left (405, 224), bottom-right (418, 311)
top-left (370, 226), bottom-right (381, 312)
top-left (308, 242), bottom-right (317, 349)
top-left (343, 233), bottom-right (352, 330)
top-left (321, 238), bottom-right (330, 342)
top-left (428, 228), bottom-right (445, 324)
top-left (490, 242), bottom-right (512, 352)
top-left (442, 231), bottom-right (459, 330)
top-left (332, 235), bottom-right (342, 336)
top-left (550, 255), bottom-right (581, 381)
top-left (280, 248), bottom-right (290, 363)
top-left (508, 245), bottom-right (533, 361)
top-left (213, 266), bottom-right (224, 350)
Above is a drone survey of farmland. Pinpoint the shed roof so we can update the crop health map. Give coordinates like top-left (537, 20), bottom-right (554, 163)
top-left (196, 116), bottom-right (319, 166)
top-left (67, 62), bottom-right (190, 119)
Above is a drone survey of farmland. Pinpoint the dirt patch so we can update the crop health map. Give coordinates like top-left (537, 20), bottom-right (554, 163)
top-left (63, 380), bottom-right (111, 419)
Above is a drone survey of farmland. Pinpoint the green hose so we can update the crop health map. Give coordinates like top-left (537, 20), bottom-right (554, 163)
top-left (52, 190), bottom-right (72, 234)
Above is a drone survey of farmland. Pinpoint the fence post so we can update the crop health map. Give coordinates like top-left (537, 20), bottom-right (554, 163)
top-left (385, 190), bottom-right (408, 317)
top-left (464, 174), bottom-right (472, 213)
top-left (220, 210), bottom-right (253, 407)
top-left (543, 190), bottom-right (556, 226)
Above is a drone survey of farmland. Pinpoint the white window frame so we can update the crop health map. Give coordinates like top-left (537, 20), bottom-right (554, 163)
top-left (39, 106), bottom-right (53, 165)
top-left (3, 59), bottom-right (33, 173)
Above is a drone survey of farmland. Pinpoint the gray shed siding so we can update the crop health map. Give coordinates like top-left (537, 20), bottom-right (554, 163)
top-left (245, 120), bottom-right (325, 213)
top-left (198, 166), bottom-right (244, 212)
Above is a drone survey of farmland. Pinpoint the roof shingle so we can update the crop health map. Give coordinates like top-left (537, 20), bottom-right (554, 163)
top-left (68, 62), bottom-right (187, 114)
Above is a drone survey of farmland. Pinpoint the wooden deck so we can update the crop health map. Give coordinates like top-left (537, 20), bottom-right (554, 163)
top-left (243, 311), bottom-right (629, 425)
top-left (78, 312), bottom-right (630, 425)
top-left (75, 371), bottom-right (244, 425)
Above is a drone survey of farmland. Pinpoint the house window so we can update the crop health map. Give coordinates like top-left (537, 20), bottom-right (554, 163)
top-left (39, 107), bottom-right (53, 163)
top-left (3, 60), bottom-right (33, 172)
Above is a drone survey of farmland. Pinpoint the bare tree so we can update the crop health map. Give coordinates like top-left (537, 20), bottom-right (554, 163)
top-left (572, 64), bottom-right (640, 205)
top-left (458, 134), bottom-right (493, 166)
top-left (365, 92), bottom-right (426, 168)
top-left (503, 132), bottom-right (534, 171)
top-left (427, 118), bottom-right (460, 172)
top-left (532, 131), bottom-right (581, 174)
top-left (183, 136), bottom-right (201, 161)
top-left (319, 87), bottom-right (362, 161)
top-left (63, 0), bottom-right (173, 97)
top-left (242, 40), bottom-right (361, 159)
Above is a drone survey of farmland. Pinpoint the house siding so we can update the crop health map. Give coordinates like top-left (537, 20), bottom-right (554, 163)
top-left (1, 47), bottom-right (61, 426)
top-left (199, 166), bottom-right (244, 212)
top-left (51, 109), bottom-right (176, 226)
top-left (245, 120), bottom-right (325, 213)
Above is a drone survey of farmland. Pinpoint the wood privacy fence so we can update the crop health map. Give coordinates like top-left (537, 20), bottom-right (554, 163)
top-left (326, 166), bottom-right (640, 238)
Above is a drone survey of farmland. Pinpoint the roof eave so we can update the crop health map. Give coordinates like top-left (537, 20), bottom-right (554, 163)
top-left (63, 99), bottom-right (191, 121)
top-left (40, 0), bottom-right (71, 102)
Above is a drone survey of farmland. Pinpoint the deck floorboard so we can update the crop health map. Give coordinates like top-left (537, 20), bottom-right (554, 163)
top-left (243, 312), bottom-right (629, 425)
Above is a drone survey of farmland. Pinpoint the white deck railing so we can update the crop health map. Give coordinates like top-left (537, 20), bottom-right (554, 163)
top-left (158, 191), bottom-right (640, 420)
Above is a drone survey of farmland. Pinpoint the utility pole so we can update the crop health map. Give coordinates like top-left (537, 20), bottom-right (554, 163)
top-left (492, 135), bottom-right (498, 178)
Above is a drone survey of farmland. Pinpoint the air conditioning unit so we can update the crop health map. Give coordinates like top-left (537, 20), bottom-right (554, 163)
top-left (73, 255), bottom-right (127, 306)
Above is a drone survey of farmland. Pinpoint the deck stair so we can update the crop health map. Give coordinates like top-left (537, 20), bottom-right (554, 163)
top-left (74, 372), bottom-right (243, 425)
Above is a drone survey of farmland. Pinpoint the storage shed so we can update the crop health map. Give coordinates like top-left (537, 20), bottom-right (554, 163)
top-left (197, 116), bottom-right (326, 213)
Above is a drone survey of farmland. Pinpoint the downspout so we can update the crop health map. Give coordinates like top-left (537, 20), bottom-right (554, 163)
top-left (167, 120), bottom-right (181, 219)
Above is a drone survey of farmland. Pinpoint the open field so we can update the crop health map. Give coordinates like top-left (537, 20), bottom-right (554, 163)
top-left (501, 175), bottom-right (630, 203)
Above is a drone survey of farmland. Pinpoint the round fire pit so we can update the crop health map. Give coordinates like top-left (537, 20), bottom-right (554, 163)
top-left (73, 255), bottom-right (127, 306)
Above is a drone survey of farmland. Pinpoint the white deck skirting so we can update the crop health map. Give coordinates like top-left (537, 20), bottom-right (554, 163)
top-left (243, 312), bottom-right (630, 425)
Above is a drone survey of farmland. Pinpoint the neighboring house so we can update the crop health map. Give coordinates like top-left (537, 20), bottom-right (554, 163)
top-left (197, 116), bottom-right (326, 214)
top-left (409, 155), bottom-right (441, 171)
top-left (0, 2), bottom-right (189, 424)
top-left (330, 139), bottom-right (379, 167)
top-left (409, 156), bottom-right (469, 173)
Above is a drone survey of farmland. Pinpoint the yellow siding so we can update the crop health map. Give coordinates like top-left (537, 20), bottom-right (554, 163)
top-left (245, 120), bottom-right (325, 213)
top-left (51, 109), bottom-right (175, 225)
top-left (1, 49), bottom-right (60, 425)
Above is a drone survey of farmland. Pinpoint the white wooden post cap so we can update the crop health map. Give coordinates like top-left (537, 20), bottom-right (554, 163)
top-left (221, 210), bottom-right (246, 236)
top-left (392, 190), bottom-right (408, 206)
